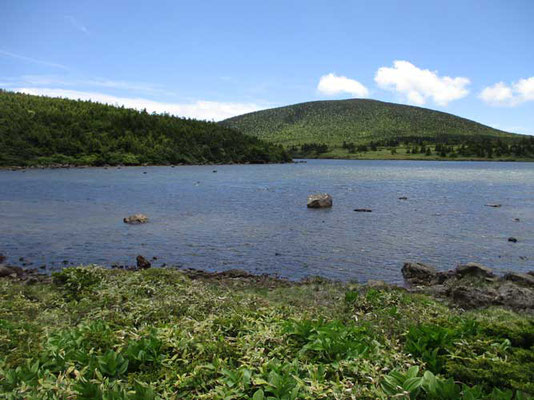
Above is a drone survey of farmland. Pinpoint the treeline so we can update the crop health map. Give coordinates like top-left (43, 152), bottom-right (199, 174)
top-left (289, 143), bottom-right (329, 156)
top-left (0, 90), bottom-right (291, 166)
top-left (341, 135), bottom-right (534, 159)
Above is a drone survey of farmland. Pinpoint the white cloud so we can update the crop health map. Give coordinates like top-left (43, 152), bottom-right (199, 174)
top-left (317, 73), bottom-right (369, 97)
top-left (13, 88), bottom-right (263, 121)
top-left (375, 60), bottom-right (470, 106)
top-left (480, 77), bottom-right (534, 106)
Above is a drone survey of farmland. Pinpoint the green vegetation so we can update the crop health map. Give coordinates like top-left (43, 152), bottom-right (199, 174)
top-left (0, 90), bottom-right (290, 167)
top-left (1, 266), bottom-right (532, 399)
top-left (221, 99), bottom-right (534, 161)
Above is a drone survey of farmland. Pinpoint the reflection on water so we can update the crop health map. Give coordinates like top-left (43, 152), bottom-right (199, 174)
top-left (0, 159), bottom-right (532, 283)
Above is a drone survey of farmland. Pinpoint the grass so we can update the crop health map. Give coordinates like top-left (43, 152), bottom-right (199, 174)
top-left (1, 266), bottom-right (533, 399)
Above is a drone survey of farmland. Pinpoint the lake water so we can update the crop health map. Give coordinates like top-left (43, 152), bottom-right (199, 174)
top-left (0, 159), bottom-right (533, 283)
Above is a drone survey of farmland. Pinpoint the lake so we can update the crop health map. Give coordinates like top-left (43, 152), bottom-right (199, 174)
top-left (0, 159), bottom-right (532, 283)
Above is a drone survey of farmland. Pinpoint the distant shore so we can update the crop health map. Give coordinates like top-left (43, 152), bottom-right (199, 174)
top-left (2, 156), bottom-right (534, 170)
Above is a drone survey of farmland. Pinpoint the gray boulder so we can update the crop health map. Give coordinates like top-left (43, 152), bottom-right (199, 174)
top-left (455, 263), bottom-right (495, 279)
top-left (497, 282), bottom-right (534, 310)
top-left (450, 285), bottom-right (500, 309)
top-left (307, 194), bottom-right (333, 208)
top-left (401, 262), bottom-right (438, 285)
top-left (503, 272), bottom-right (534, 288)
top-left (124, 214), bottom-right (149, 224)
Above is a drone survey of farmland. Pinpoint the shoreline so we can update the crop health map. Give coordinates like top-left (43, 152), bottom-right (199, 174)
top-left (0, 160), bottom-right (294, 171)
top-left (2, 156), bottom-right (534, 170)
top-left (2, 261), bottom-right (533, 311)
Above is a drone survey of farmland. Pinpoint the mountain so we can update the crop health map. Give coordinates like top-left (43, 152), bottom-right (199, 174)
top-left (221, 99), bottom-right (522, 146)
top-left (221, 99), bottom-right (534, 160)
top-left (0, 90), bottom-right (290, 167)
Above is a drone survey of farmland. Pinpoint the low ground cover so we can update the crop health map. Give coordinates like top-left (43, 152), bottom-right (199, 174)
top-left (0, 267), bottom-right (532, 399)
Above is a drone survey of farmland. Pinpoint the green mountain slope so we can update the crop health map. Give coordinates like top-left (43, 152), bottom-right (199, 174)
top-left (221, 99), bottom-right (534, 160)
top-left (0, 90), bottom-right (290, 167)
top-left (221, 99), bottom-right (520, 146)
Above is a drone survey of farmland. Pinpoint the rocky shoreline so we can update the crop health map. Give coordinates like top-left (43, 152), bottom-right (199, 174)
top-left (401, 262), bottom-right (534, 311)
top-left (1, 254), bottom-right (533, 312)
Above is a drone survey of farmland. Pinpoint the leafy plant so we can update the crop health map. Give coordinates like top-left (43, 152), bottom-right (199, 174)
top-left (96, 350), bottom-right (129, 377)
top-left (285, 319), bottom-right (370, 362)
top-left (52, 266), bottom-right (104, 300)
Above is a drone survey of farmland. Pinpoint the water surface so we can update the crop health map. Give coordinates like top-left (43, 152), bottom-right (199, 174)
top-left (1, 159), bottom-right (532, 283)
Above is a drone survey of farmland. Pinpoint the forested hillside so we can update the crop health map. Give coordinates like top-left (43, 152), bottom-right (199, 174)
top-left (222, 99), bottom-right (534, 160)
top-left (0, 90), bottom-right (290, 166)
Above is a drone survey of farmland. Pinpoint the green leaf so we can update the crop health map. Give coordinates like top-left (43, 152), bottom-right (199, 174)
top-left (406, 366), bottom-right (420, 379)
top-left (404, 377), bottom-right (423, 393)
top-left (252, 389), bottom-right (264, 400)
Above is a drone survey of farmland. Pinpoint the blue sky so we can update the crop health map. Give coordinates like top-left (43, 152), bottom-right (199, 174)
top-left (1, 0), bottom-right (533, 133)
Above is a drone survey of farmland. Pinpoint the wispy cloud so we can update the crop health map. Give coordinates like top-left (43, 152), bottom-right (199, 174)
top-left (13, 75), bottom-right (175, 96)
top-left (0, 50), bottom-right (68, 70)
top-left (12, 88), bottom-right (264, 121)
top-left (64, 16), bottom-right (89, 35)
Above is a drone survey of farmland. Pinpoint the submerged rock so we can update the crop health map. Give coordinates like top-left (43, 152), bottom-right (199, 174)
top-left (123, 214), bottom-right (149, 224)
top-left (136, 255), bottom-right (151, 269)
top-left (307, 193), bottom-right (333, 208)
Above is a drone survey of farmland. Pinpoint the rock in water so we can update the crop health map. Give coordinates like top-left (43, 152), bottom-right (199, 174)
top-left (485, 203), bottom-right (502, 208)
top-left (354, 208), bottom-right (372, 212)
top-left (0, 253), bottom-right (5, 263)
top-left (136, 255), bottom-right (151, 269)
top-left (123, 214), bottom-right (149, 224)
top-left (307, 193), bottom-right (332, 208)
top-left (401, 262), bottom-right (438, 285)
top-left (508, 237), bottom-right (518, 243)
